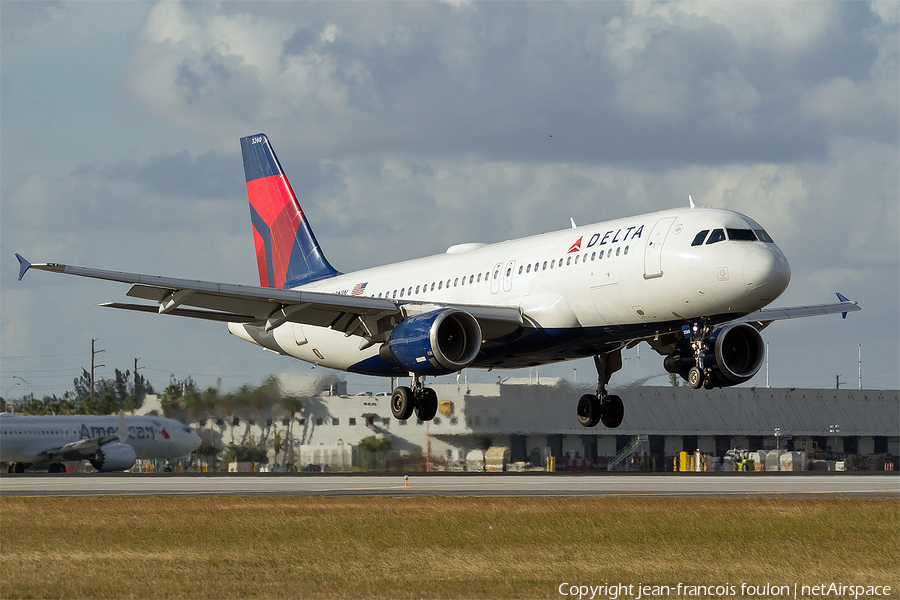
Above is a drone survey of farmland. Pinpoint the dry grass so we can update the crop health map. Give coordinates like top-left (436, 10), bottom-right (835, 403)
top-left (1, 497), bottom-right (897, 599)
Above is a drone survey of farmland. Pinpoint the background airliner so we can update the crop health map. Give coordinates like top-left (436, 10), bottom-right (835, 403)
top-left (1, 411), bottom-right (201, 473)
top-left (15, 134), bottom-right (859, 429)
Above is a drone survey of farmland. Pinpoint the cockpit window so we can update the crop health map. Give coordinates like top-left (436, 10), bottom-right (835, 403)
top-left (691, 230), bottom-right (709, 246)
top-left (706, 229), bottom-right (726, 244)
top-left (726, 228), bottom-right (757, 242)
top-left (754, 229), bottom-right (775, 243)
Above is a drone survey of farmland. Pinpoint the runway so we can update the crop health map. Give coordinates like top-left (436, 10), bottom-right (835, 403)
top-left (1, 472), bottom-right (897, 498)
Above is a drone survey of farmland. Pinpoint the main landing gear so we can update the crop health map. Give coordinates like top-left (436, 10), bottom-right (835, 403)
top-left (577, 351), bottom-right (625, 429)
top-left (390, 376), bottom-right (439, 422)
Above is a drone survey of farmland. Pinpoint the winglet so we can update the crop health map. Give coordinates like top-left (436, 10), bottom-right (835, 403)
top-left (15, 253), bottom-right (31, 281)
top-left (117, 409), bottom-right (128, 442)
top-left (836, 292), bottom-right (856, 319)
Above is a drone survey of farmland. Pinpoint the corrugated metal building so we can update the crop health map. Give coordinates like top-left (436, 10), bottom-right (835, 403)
top-left (282, 382), bottom-right (898, 470)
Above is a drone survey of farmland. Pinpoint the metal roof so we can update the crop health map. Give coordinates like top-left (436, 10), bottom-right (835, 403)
top-left (611, 387), bottom-right (898, 436)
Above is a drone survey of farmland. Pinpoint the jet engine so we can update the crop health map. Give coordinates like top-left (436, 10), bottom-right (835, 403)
top-left (663, 323), bottom-right (765, 388)
top-left (381, 309), bottom-right (482, 375)
top-left (89, 442), bottom-right (137, 472)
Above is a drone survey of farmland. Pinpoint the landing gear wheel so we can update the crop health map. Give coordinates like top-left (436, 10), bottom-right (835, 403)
top-left (688, 366), bottom-right (704, 389)
top-left (600, 394), bottom-right (624, 429)
top-left (391, 386), bottom-right (415, 420)
top-left (415, 388), bottom-right (438, 421)
top-left (702, 370), bottom-right (716, 390)
top-left (577, 394), bottom-right (601, 428)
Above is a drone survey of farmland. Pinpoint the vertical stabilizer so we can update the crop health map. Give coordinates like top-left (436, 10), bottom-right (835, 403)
top-left (240, 134), bottom-right (340, 289)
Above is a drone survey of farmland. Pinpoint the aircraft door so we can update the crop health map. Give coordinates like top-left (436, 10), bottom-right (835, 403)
top-left (644, 217), bottom-right (677, 279)
top-left (503, 260), bottom-right (516, 292)
top-left (491, 262), bottom-right (503, 294)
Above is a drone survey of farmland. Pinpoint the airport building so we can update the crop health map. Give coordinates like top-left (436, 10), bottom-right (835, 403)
top-left (146, 380), bottom-right (899, 472)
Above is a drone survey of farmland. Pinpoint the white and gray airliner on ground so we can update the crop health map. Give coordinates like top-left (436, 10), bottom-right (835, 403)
top-left (15, 134), bottom-right (860, 429)
top-left (1, 411), bottom-right (201, 473)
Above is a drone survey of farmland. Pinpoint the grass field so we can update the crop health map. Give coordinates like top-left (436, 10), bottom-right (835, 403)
top-left (1, 497), bottom-right (897, 599)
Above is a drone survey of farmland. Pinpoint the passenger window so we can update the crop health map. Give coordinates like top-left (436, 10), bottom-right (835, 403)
top-left (574, 255), bottom-right (579, 264)
top-left (399, 288), bottom-right (404, 297)
top-left (566, 256), bottom-right (572, 266)
top-left (542, 261), bottom-right (547, 270)
top-left (469, 275), bottom-right (474, 284)
top-left (727, 228), bottom-right (756, 241)
top-left (706, 229), bottom-right (726, 244)
top-left (616, 247), bottom-right (620, 256)
top-left (415, 285), bottom-right (420, 294)
top-left (691, 230), bottom-right (709, 246)
top-left (526, 264), bottom-right (531, 273)
top-left (438, 281), bottom-right (442, 290)
top-left (624, 246), bottom-right (629, 255)
top-left (454, 278), bottom-right (458, 287)
top-left (550, 260), bottom-right (555, 269)
top-left (518, 266), bottom-right (523, 274)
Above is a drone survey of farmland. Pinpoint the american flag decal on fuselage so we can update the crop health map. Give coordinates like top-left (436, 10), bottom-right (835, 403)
top-left (350, 282), bottom-right (368, 296)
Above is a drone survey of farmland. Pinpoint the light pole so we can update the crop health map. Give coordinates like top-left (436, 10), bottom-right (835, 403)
top-left (829, 424), bottom-right (840, 456)
top-left (15, 376), bottom-right (32, 402)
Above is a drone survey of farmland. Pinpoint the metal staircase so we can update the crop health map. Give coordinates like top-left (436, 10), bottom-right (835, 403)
top-left (607, 434), bottom-right (648, 471)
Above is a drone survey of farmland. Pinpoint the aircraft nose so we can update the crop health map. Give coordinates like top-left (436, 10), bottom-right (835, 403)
top-left (743, 246), bottom-right (791, 301)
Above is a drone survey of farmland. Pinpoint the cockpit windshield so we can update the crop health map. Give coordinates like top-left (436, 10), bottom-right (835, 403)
top-left (691, 227), bottom-right (775, 246)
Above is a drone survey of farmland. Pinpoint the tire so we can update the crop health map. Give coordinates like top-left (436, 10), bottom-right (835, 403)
top-left (576, 394), bottom-right (600, 428)
top-left (688, 366), bottom-right (704, 389)
top-left (391, 386), bottom-right (415, 420)
top-left (600, 394), bottom-right (624, 429)
top-left (415, 388), bottom-right (438, 421)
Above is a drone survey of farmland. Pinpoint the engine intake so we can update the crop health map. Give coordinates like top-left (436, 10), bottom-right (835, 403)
top-left (664, 323), bottom-right (765, 388)
top-left (89, 442), bottom-right (137, 472)
top-left (381, 309), bottom-right (482, 375)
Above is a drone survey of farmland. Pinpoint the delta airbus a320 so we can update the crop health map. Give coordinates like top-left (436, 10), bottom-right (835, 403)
top-left (16, 134), bottom-right (860, 428)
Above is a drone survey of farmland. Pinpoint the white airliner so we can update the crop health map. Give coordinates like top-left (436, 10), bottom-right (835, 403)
top-left (1, 411), bottom-right (201, 473)
top-left (15, 134), bottom-right (860, 429)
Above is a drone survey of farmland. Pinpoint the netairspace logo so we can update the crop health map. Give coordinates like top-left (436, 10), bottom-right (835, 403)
top-left (557, 582), bottom-right (894, 599)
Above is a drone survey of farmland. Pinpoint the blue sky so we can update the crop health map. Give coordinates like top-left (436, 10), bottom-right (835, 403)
top-left (2, 1), bottom-right (898, 401)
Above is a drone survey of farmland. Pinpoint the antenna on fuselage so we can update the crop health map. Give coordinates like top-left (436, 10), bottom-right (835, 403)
top-left (570, 217), bottom-right (577, 229)
top-left (689, 195), bottom-right (696, 209)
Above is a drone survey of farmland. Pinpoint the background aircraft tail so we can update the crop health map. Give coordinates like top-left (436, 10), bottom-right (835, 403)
top-left (240, 134), bottom-right (340, 288)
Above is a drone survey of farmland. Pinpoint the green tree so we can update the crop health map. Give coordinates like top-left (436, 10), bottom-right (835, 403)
top-left (221, 443), bottom-right (268, 465)
top-left (358, 436), bottom-right (392, 470)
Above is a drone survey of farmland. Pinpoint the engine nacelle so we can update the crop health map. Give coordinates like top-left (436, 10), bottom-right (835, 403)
top-left (89, 442), bottom-right (137, 472)
top-left (381, 309), bottom-right (482, 375)
top-left (663, 323), bottom-right (765, 388)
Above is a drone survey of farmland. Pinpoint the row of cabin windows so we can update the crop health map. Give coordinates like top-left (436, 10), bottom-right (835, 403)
top-left (374, 245), bottom-right (631, 299)
top-left (2, 429), bottom-right (73, 435)
top-left (691, 228), bottom-right (775, 246)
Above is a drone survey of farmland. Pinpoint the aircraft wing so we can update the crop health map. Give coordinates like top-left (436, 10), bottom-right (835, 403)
top-left (733, 293), bottom-right (861, 332)
top-left (29, 411), bottom-right (129, 462)
top-left (16, 255), bottom-right (523, 342)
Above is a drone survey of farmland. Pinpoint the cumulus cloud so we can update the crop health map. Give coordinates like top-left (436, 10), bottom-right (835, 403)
top-left (2, 0), bottom-right (897, 396)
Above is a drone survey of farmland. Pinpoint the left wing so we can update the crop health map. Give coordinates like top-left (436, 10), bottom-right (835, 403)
top-left (15, 254), bottom-right (523, 343)
top-left (32, 411), bottom-right (129, 462)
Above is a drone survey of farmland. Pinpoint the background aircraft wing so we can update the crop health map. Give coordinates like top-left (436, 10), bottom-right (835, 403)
top-left (16, 255), bottom-right (523, 342)
top-left (733, 293), bottom-right (861, 331)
